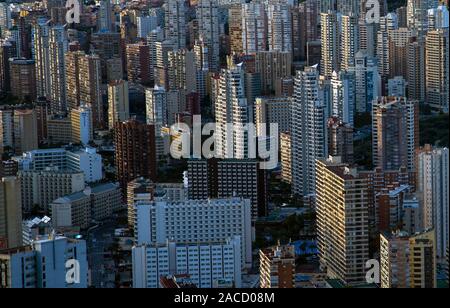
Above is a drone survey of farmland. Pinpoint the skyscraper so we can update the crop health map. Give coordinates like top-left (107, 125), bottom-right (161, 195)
top-left (197, 0), bottom-right (220, 71)
top-left (340, 14), bottom-right (360, 71)
top-left (242, 2), bottom-right (267, 55)
top-left (372, 97), bottom-right (419, 172)
top-left (65, 51), bottom-right (103, 129)
top-left (267, 3), bottom-right (292, 53)
top-left (114, 119), bottom-right (157, 199)
top-left (291, 66), bottom-right (327, 197)
top-left (165, 0), bottom-right (186, 50)
top-left (215, 64), bottom-right (252, 159)
top-left (316, 157), bottom-right (369, 286)
top-left (48, 26), bottom-right (68, 113)
top-left (0, 176), bottom-right (22, 250)
top-left (108, 80), bottom-right (130, 129)
top-left (425, 29), bottom-right (449, 113)
top-left (320, 11), bottom-right (339, 79)
top-left (407, 0), bottom-right (440, 34)
top-left (33, 20), bottom-right (51, 99)
top-left (331, 71), bottom-right (355, 126)
top-left (417, 145), bottom-right (449, 259)
top-left (126, 42), bottom-right (152, 86)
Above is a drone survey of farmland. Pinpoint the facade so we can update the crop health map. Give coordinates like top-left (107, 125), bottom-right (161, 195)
top-left (127, 178), bottom-right (185, 229)
top-left (187, 159), bottom-right (268, 220)
top-left (70, 105), bottom-right (93, 145)
top-left (0, 235), bottom-right (88, 288)
top-left (13, 110), bottom-right (38, 155)
top-left (327, 117), bottom-right (354, 165)
top-left (14, 147), bottom-right (103, 183)
top-left (291, 66), bottom-right (327, 197)
top-left (280, 132), bottom-right (292, 184)
top-left (320, 11), bottom-right (339, 79)
top-left (165, 0), bottom-right (186, 50)
top-left (255, 96), bottom-right (291, 138)
top-left (134, 198), bottom-right (252, 268)
top-left (19, 169), bottom-right (85, 213)
top-left (417, 145), bottom-right (449, 259)
top-left (409, 229), bottom-right (437, 288)
top-left (126, 42), bottom-right (151, 85)
top-left (114, 119), bottom-right (157, 199)
top-left (316, 157), bottom-right (369, 286)
top-left (0, 177), bottom-right (22, 250)
top-left (380, 231), bottom-right (411, 288)
top-left (8, 58), bottom-right (36, 100)
top-left (372, 97), bottom-right (419, 172)
top-left (425, 29), bottom-right (449, 113)
top-left (132, 237), bottom-right (242, 288)
top-left (260, 244), bottom-right (296, 288)
top-left (51, 183), bottom-right (122, 229)
top-left (255, 51), bottom-right (292, 95)
top-left (108, 80), bottom-right (130, 129)
top-left (64, 51), bottom-right (103, 129)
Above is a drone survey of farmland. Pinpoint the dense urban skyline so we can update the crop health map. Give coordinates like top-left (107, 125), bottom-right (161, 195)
top-left (0, 0), bottom-right (449, 292)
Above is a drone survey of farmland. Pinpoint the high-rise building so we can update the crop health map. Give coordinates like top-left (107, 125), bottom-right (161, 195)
top-left (241, 2), bottom-right (267, 55)
top-left (70, 105), bottom-right (93, 146)
top-left (425, 29), bottom-right (449, 113)
top-left (33, 21), bottom-right (51, 99)
top-left (98, 0), bottom-right (114, 32)
top-left (229, 4), bottom-right (243, 55)
top-left (347, 51), bottom-right (381, 113)
top-left (126, 42), bottom-right (152, 86)
top-left (108, 80), bottom-right (130, 129)
top-left (9, 58), bottom-right (36, 101)
top-left (48, 26), bottom-right (68, 113)
top-left (388, 76), bottom-right (407, 97)
top-left (327, 117), bottom-right (354, 165)
top-left (380, 231), bottom-right (411, 288)
top-left (320, 11), bottom-right (339, 78)
top-left (291, 66), bottom-right (327, 197)
top-left (167, 49), bottom-right (197, 92)
top-left (255, 51), bottom-right (292, 95)
top-left (316, 157), bottom-right (369, 286)
top-left (417, 145), bottom-right (449, 259)
top-left (134, 197), bottom-right (252, 268)
top-left (255, 96), bottom-right (291, 138)
top-left (197, 0), bottom-right (220, 71)
top-left (187, 159), bottom-right (268, 220)
top-left (0, 235), bottom-right (88, 288)
top-left (15, 147), bottom-right (103, 183)
top-left (13, 109), bottom-right (38, 155)
top-left (409, 229), bottom-right (437, 288)
top-left (331, 71), bottom-right (355, 126)
top-left (0, 177), bottom-right (22, 250)
top-left (340, 14), bottom-right (360, 71)
top-left (260, 243), bottom-right (296, 289)
top-left (407, 0), bottom-right (440, 34)
top-left (280, 132), bottom-right (292, 184)
top-left (407, 36), bottom-right (426, 102)
top-left (389, 28), bottom-right (416, 80)
top-left (65, 51), bottom-right (103, 129)
top-left (165, 0), bottom-right (186, 50)
top-left (132, 237), bottom-right (242, 288)
top-left (137, 16), bottom-right (157, 39)
top-left (215, 64), bottom-right (252, 159)
top-left (145, 86), bottom-right (168, 158)
top-left (0, 2), bottom-right (12, 35)
top-left (114, 119), bottom-right (157, 199)
top-left (372, 97), bottom-right (419, 172)
top-left (0, 39), bottom-right (15, 95)
top-left (267, 3), bottom-right (292, 53)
